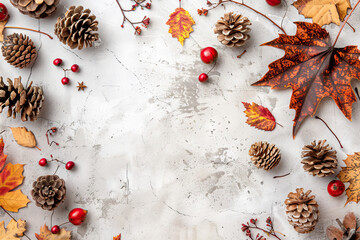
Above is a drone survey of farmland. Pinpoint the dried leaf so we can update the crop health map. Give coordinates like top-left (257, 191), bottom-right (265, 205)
top-left (0, 19), bottom-right (8, 42)
top-left (242, 102), bottom-right (276, 131)
top-left (166, 8), bottom-right (195, 46)
top-left (113, 234), bottom-right (121, 240)
top-left (293, 0), bottom-right (351, 27)
top-left (326, 212), bottom-right (359, 240)
top-left (252, 22), bottom-right (360, 137)
top-left (337, 153), bottom-right (360, 206)
top-left (0, 138), bottom-right (29, 212)
top-left (35, 225), bottom-right (71, 240)
top-left (10, 127), bottom-right (36, 148)
top-left (0, 219), bottom-right (26, 240)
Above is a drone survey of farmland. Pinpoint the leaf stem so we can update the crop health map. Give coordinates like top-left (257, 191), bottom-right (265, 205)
top-left (273, 173), bottom-right (290, 178)
top-left (315, 116), bottom-right (343, 148)
top-left (4, 26), bottom-right (53, 39)
top-left (203, 0), bottom-right (287, 35)
top-left (332, 0), bottom-right (360, 47)
top-left (237, 49), bottom-right (247, 58)
top-left (1, 206), bottom-right (32, 240)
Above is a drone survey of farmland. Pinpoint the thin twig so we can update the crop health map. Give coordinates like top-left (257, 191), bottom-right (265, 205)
top-left (207, 60), bottom-right (217, 74)
top-left (276, 122), bottom-right (284, 128)
top-left (280, 0), bottom-right (288, 30)
top-left (204, 0), bottom-right (287, 35)
top-left (51, 209), bottom-right (55, 227)
top-left (273, 173), bottom-right (290, 179)
top-left (1, 206), bottom-right (32, 240)
top-left (346, 22), bottom-right (356, 32)
top-left (333, 0), bottom-right (360, 47)
top-left (0, 130), bottom-right (5, 135)
top-left (5, 26), bottom-right (53, 39)
top-left (237, 49), bottom-right (247, 58)
top-left (315, 116), bottom-right (343, 148)
top-left (53, 165), bottom-right (60, 175)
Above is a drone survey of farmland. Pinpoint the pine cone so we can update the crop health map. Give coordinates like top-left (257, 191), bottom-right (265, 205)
top-left (285, 188), bottom-right (319, 234)
top-left (2, 33), bottom-right (37, 69)
top-left (31, 175), bottom-right (66, 211)
top-left (54, 6), bottom-right (99, 50)
top-left (10, 0), bottom-right (60, 18)
top-left (249, 141), bottom-right (281, 170)
top-left (0, 76), bottom-right (44, 121)
top-left (301, 140), bottom-right (337, 177)
top-left (214, 12), bottom-right (251, 47)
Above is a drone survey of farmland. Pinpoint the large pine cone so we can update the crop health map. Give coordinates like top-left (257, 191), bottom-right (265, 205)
top-left (301, 140), bottom-right (337, 177)
top-left (249, 141), bottom-right (281, 170)
top-left (54, 6), bottom-right (99, 50)
top-left (0, 76), bottom-right (44, 121)
top-left (285, 188), bottom-right (319, 234)
top-left (10, 0), bottom-right (60, 18)
top-left (2, 33), bottom-right (37, 69)
top-left (214, 12), bottom-right (251, 47)
top-left (31, 175), bottom-right (66, 211)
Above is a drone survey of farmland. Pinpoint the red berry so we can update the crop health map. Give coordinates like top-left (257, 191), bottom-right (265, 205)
top-left (200, 47), bottom-right (218, 64)
top-left (51, 225), bottom-right (60, 234)
top-left (328, 180), bottom-right (345, 197)
top-left (71, 64), bottom-right (79, 72)
top-left (39, 158), bottom-right (47, 167)
top-left (0, 4), bottom-right (8, 21)
top-left (53, 58), bottom-right (62, 66)
top-left (61, 77), bottom-right (69, 85)
top-left (198, 73), bottom-right (208, 82)
top-left (266, 0), bottom-right (281, 6)
top-left (69, 208), bottom-right (87, 225)
top-left (65, 161), bottom-right (75, 170)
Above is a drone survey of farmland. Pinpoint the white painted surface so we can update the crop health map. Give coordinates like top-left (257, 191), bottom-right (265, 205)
top-left (1, 0), bottom-right (360, 239)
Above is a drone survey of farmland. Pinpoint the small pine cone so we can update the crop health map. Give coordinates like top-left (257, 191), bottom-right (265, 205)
top-left (214, 12), bottom-right (251, 47)
top-left (301, 140), bottom-right (337, 177)
top-left (31, 175), bottom-right (66, 211)
top-left (0, 76), bottom-right (44, 121)
top-left (285, 188), bottom-right (319, 234)
top-left (249, 141), bottom-right (281, 170)
top-left (54, 6), bottom-right (99, 50)
top-left (10, 0), bottom-right (60, 19)
top-left (2, 33), bottom-right (37, 69)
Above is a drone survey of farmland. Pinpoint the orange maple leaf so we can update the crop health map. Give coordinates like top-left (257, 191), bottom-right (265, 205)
top-left (113, 234), bottom-right (121, 240)
top-left (337, 153), bottom-right (360, 206)
top-left (0, 138), bottom-right (29, 212)
top-left (242, 102), bottom-right (276, 131)
top-left (166, 8), bottom-right (195, 46)
top-left (252, 22), bottom-right (360, 137)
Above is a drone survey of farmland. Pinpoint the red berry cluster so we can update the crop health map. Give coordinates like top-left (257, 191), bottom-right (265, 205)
top-left (53, 58), bottom-right (80, 85)
top-left (198, 47), bottom-right (218, 83)
top-left (39, 156), bottom-right (75, 170)
top-left (197, 8), bottom-right (208, 16)
top-left (51, 208), bottom-right (88, 234)
top-left (132, 2), bottom-right (151, 10)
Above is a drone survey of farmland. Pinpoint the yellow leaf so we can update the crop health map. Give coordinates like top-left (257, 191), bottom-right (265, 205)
top-left (10, 127), bottom-right (37, 148)
top-left (337, 153), bottom-right (360, 205)
top-left (35, 224), bottom-right (71, 240)
top-left (0, 219), bottom-right (26, 240)
top-left (166, 8), bottom-right (195, 46)
top-left (293, 0), bottom-right (351, 26)
top-left (0, 190), bottom-right (30, 212)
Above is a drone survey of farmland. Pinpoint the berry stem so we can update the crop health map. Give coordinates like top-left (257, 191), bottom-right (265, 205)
top-left (346, 22), bottom-right (355, 32)
top-left (115, 0), bottom-right (149, 34)
top-left (1, 206), bottom-right (33, 240)
top-left (273, 173), bottom-right (290, 179)
top-left (202, 0), bottom-right (287, 35)
top-left (332, 0), bottom-right (360, 47)
top-left (315, 116), bottom-right (343, 148)
top-left (206, 60), bottom-right (217, 75)
top-left (276, 122), bottom-right (283, 128)
top-left (59, 221), bottom-right (70, 227)
top-left (4, 26), bottom-right (53, 39)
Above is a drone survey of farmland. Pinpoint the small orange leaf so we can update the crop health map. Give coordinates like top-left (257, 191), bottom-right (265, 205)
top-left (10, 127), bottom-right (37, 148)
top-left (337, 153), bottom-right (360, 206)
top-left (0, 190), bottom-right (30, 212)
top-left (0, 139), bottom-right (7, 170)
top-left (242, 102), bottom-right (276, 131)
top-left (0, 163), bottom-right (25, 195)
top-left (166, 7), bottom-right (195, 46)
top-left (114, 234), bottom-right (121, 240)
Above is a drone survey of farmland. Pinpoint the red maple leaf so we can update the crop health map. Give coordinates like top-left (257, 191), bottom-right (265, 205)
top-left (252, 22), bottom-right (360, 137)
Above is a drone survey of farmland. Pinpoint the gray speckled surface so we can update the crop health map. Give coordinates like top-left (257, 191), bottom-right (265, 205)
top-left (1, 0), bottom-right (360, 239)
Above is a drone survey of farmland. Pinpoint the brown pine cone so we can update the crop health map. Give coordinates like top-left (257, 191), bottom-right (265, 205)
top-left (10, 0), bottom-right (60, 18)
top-left (285, 188), bottom-right (319, 234)
top-left (301, 140), bottom-right (337, 177)
top-left (31, 175), bottom-right (66, 211)
top-left (214, 12), bottom-right (251, 47)
top-left (249, 141), bottom-right (281, 170)
top-left (2, 33), bottom-right (37, 69)
top-left (0, 76), bottom-right (44, 121)
top-left (54, 6), bottom-right (99, 50)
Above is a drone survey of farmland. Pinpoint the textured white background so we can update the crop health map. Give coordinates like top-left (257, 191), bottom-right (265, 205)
top-left (1, 0), bottom-right (360, 239)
